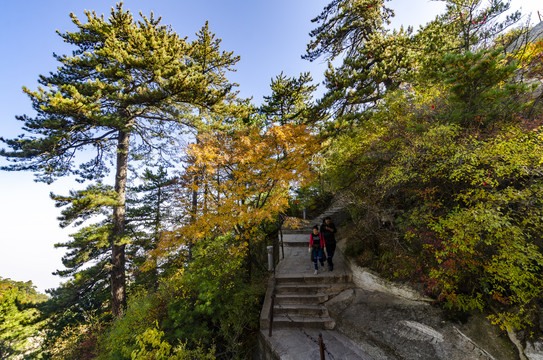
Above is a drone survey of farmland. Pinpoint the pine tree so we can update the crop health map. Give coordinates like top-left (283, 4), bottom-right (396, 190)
top-left (0, 5), bottom-right (236, 318)
top-left (305, 0), bottom-right (414, 121)
top-left (306, 0), bottom-right (522, 124)
top-left (260, 72), bottom-right (317, 125)
top-left (413, 0), bottom-right (522, 84)
top-left (45, 184), bottom-right (116, 326)
top-left (43, 170), bottom-right (179, 351)
top-left (303, 0), bottom-right (394, 62)
top-left (127, 166), bottom-right (179, 290)
top-left (311, 0), bottom-right (541, 333)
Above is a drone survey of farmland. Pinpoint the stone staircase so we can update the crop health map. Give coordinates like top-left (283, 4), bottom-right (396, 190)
top-left (271, 271), bottom-right (354, 330)
top-left (265, 196), bottom-right (353, 331)
top-left (257, 196), bottom-right (374, 359)
top-left (257, 226), bottom-right (367, 358)
top-left (283, 195), bottom-right (349, 236)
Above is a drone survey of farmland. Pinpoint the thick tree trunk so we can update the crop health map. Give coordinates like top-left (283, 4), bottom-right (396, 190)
top-left (189, 180), bottom-right (197, 261)
top-left (189, 135), bottom-right (201, 263)
top-left (111, 128), bottom-right (130, 318)
top-left (152, 186), bottom-right (162, 292)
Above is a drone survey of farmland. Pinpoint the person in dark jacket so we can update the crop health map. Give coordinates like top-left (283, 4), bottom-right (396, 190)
top-left (309, 225), bottom-right (326, 275)
top-left (320, 216), bottom-right (337, 271)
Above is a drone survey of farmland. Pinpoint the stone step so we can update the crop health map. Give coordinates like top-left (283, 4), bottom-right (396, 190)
top-left (275, 273), bottom-right (352, 285)
top-left (281, 229), bottom-right (309, 236)
top-left (275, 283), bottom-right (354, 295)
top-left (280, 233), bottom-right (309, 247)
top-left (274, 293), bottom-right (329, 305)
top-left (281, 234), bottom-right (308, 240)
top-left (276, 284), bottom-right (324, 295)
top-left (271, 315), bottom-right (336, 330)
top-left (274, 304), bottom-right (329, 317)
top-left (282, 241), bottom-right (307, 247)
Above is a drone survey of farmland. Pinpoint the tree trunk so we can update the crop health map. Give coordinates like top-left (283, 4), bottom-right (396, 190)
top-left (111, 128), bottom-right (130, 318)
top-left (152, 185), bottom-right (162, 292)
top-left (189, 135), bottom-right (201, 263)
top-left (189, 179), bottom-right (197, 262)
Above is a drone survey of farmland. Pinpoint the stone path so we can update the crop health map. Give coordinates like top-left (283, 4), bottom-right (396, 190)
top-left (258, 222), bottom-right (375, 359)
top-left (259, 328), bottom-right (373, 360)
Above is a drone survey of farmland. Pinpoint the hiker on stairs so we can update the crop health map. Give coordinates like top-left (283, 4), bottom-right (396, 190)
top-left (320, 216), bottom-right (337, 271)
top-left (309, 225), bottom-right (326, 275)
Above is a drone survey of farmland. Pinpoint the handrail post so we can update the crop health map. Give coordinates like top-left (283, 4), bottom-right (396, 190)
top-left (279, 215), bottom-right (285, 260)
top-left (279, 224), bottom-right (284, 260)
top-left (267, 246), bottom-right (274, 272)
top-left (319, 333), bottom-right (326, 360)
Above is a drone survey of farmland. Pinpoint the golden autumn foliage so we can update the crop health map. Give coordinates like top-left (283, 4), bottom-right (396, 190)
top-left (515, 40), bottom-right (543, 80)
top-left (153, 121), bottom-right (321, 261)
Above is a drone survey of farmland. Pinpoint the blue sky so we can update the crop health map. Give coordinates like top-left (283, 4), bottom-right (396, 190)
top-left (0, 0), bottom-right (540, 293)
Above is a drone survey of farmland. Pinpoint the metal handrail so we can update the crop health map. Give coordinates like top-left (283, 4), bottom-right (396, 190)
top-left (279, 213), bottom-right (285, 260)
top-left (319, 333), bottom-right (326, 360)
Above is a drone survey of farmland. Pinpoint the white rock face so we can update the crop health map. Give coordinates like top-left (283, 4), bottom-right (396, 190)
top-left (338, 238), bottom-right (431, 302)
top-left (396, 320), bottom-right (444, 344)
top-left (525, 341), bottom-right (543, 360)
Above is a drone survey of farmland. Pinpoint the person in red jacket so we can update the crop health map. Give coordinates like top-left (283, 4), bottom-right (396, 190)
top-left (309, 225), bottom-right (326, 275)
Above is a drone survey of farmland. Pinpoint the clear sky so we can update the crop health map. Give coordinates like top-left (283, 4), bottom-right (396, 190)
top-left (0, 0), bottom-right (541, 293)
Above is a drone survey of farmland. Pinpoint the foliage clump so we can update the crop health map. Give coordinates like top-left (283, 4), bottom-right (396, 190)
top-left (0, 278), bottom-right (47, 359)
top-left (313, 0), bottom-right (543, 335)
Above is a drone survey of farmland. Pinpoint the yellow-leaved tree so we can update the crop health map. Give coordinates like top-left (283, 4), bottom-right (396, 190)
top-left (154, 72), bottom-right (320, 267)
top-left (155, 120), bottom-right (320, 267)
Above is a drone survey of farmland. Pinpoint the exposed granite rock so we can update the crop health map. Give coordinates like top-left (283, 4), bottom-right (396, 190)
top-left (331, 238), bottom-right (520, 360)
top-left (325, 286), bottom-right (518, 360)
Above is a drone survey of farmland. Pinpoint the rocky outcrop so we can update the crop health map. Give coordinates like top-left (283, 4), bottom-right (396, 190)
top-left (506, 21), bottom-right (543, 53)
top-left (334, 238), bottom-right (522, 359)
